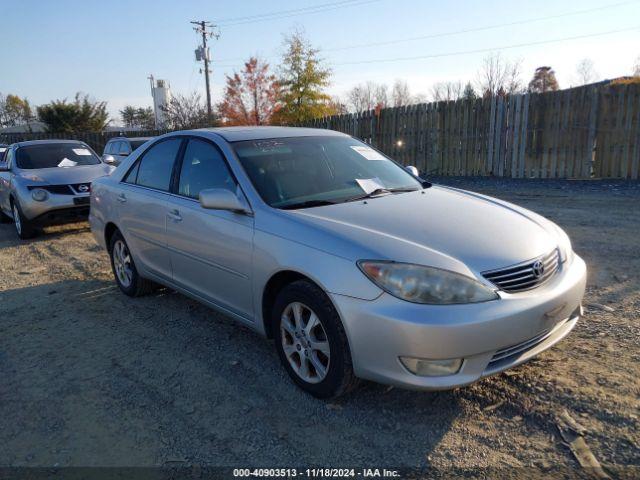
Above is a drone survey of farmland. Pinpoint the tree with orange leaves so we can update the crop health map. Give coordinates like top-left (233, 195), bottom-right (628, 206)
top-left (218, 57), bottom-right (280, 126)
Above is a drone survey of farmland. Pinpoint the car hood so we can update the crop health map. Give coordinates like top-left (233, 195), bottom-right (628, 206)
top-left (17, 163), bottom-right (113, 185)
top-left (288, 185), bottom-right (557, 274)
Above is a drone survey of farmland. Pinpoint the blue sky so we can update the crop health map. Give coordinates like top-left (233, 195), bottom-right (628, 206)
top-left (1, 0), bottom-right (639, 123)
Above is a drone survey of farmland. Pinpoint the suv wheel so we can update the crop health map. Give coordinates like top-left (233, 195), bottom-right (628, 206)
top-left (11, 200), bottom-right (35, 239)
top-left (272, 280), bottom-right (360, 399)
top-left (109, 230), bottom-right (155, 296)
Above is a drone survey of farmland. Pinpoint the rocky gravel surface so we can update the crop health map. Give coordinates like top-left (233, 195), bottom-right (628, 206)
top-left (0, 178), bottom-right (638, 477)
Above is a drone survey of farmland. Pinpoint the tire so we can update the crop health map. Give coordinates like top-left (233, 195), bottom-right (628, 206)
top-left (11, 199), bottom-right (36, 239)
top-left (0, 207), bottom-right (11, 224)
top-left (272, 280), bottom-right (360, 399)
top-left (109, 230), bottom-right (155, 297)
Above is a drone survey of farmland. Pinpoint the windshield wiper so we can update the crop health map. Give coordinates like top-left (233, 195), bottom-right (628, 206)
top-left (344, 187), bottom-right (420, 203)
top-left (280, 199), bottom-right (337, 210)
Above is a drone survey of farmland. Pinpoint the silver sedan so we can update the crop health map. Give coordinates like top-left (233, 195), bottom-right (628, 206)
top-left (89, 127), bottom-right (586, 398)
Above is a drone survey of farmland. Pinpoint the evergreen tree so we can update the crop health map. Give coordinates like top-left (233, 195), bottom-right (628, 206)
top-left (528, 67), bottom-right (559, 93)
top-left (37, 93), bottom-right (109, 132)
top-left (462, 82), bottom-right (477, 101)
top-left (272, 31), bottom-right (334, 124)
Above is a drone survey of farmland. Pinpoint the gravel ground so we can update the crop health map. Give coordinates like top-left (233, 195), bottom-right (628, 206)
top-left (0, 178), bottom-right (638, 477)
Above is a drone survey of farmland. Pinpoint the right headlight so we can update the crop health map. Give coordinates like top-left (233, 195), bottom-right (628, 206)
top-left (358, 261), bottom-right (499, 305)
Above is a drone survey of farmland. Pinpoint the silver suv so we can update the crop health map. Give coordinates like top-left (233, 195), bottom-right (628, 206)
top-left (0, 140), bottom-right (113, 239)
top-left (102, 137), bottom-right (152, 166)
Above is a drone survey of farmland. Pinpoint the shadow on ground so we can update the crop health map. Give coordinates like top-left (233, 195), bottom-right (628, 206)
top-left (0, 279), bottom-right (459, 466)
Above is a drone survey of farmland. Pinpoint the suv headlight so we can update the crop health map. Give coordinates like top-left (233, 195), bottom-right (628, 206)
top-left (31, 188), bottom-right (49, 202)
top-left (358, 261), bottom-right (499, 304)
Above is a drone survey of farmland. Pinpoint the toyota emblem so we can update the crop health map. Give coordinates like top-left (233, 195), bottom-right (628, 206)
top-left (532, 260), bottom-right (545, 278)
top-left (78, 184), bottom-right (89, 192)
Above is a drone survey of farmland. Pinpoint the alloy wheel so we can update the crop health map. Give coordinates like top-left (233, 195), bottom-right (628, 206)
top-left (280, 302), bottom-right (330, 384)
top-left (112, 239), bottom-right (133, 288)
top-left (12, 204), bottom-right (22, 236)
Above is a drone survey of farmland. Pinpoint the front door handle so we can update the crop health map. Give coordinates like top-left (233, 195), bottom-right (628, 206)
top-left (167, 209), bottom-right (182, 222)
top-left (117, 193), bottom-right (127, 203)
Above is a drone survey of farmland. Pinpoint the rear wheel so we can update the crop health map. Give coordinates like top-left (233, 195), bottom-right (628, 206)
top-left (272, 280), bottom-right (359, 399)
top-left (109, 230), bottom-right (155, 297)
top-left (11, 200), bottom-right (35, 239)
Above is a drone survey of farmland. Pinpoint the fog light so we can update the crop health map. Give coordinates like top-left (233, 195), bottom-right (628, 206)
top-left (400, 357), bottom-right (463, 376)
top-left (31, 188), bottom-right (49, 202)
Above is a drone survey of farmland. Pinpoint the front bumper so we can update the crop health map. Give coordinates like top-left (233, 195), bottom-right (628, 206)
top-left (20, 192), bottom-right (91, 225)
top-left (331, 254), bottom-right (587, 390)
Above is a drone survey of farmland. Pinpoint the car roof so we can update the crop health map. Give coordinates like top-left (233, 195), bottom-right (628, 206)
top-left (107, 136), bottom-right (153, 142)
top-left (192, 126), bottom-right (348, 143)
top-left (13, 139), bottom-right (88, 147)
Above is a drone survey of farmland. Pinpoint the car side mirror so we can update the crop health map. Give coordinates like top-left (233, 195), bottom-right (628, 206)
top-left (199, 188), bottom-right (251, 214)
top-left (405, 165), bottom-right (419, 176)
top-left (102, 154), bottom-right (118, 165)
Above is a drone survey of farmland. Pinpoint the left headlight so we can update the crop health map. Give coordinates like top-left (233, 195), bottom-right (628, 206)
top-left (31, 188), bottom-right (49, 202)
top-left (358, 261), bottom-right (499, 305)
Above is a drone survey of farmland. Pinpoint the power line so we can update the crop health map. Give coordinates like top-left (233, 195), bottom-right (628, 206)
top-left (214, 0), bottom-right (638, 64)
top-left (217, 0), bottom-right (380, 27)
top-left (331, 26), bottom-right (639, 65)
top-left (216, 0), bottom-right (373, 25)
top-left (324, 0), bottom-right (640, 52)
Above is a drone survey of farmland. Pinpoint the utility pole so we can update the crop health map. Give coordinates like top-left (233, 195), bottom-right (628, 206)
top-left (191, 20), bottom-right (219, 123)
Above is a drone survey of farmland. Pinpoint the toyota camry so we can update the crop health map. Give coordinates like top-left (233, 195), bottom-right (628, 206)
top-left (89, 127), bottom-right (586, 398)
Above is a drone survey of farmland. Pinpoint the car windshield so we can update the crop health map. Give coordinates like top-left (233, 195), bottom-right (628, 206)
top-left (16, 143), bottom-right (101, 169)
top-left (233, 136), bottom-right (422, 209)
top-left (130, 140), bottom-right (149, 150)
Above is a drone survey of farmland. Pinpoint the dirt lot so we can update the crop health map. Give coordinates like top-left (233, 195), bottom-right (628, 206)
top-left (0, 178), bottom-right (638, 477)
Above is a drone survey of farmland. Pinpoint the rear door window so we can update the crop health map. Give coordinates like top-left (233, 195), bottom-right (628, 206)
top-left (134, 138), bottom-right (182, 191)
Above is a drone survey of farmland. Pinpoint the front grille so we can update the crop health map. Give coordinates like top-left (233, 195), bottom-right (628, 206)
top-left (485, 317), bottom-right (573, 373)
top-left (487, 328), bottom-right (554, 370)
top-left (482, 249), bottom-right (560, 293)
top-left (69, 183), bottom-right (91, 194)
top-left (28, 185), bottom-right (73, 195)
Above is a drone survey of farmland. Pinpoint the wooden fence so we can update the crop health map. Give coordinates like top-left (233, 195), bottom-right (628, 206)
top-left (305, 83), bottom-right (640, 179)
top-left (0, 129), bottom-right (168, 155)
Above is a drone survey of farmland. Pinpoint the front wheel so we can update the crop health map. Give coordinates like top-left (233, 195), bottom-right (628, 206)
top-left (109, 230), bottom-right (155, 297)
top-left (273, 280), bottom-right (359, 399)
top-left (11, 200), bottom-right (35, 239)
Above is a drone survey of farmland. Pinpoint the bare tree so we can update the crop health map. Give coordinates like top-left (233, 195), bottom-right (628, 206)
top-left (412, 92), bottom-right (429, 104)
top-left (575, 58), bottom-right (599, 85)
top-left (476, 52), bottom-right (523, 97)
top-left (161, 92), bottom-right (212, 129)
top-left (390, 79), bottom-right (412, 107)
top-left (328, 96), bottom-right (349, 115)
top-left (430, 81), bottom-right (463, 102)
top-left (346, 81), bottom-right (388, 112)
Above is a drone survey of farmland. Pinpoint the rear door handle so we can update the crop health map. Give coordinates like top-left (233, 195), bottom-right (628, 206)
top-left (167, 209), bottom-right (182, 222)
top-left (117, 193), bottom-right (127, 203)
